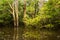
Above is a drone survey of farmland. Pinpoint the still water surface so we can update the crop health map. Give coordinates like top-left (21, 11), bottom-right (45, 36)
top-left (0, 26), bottom-right (60, 40)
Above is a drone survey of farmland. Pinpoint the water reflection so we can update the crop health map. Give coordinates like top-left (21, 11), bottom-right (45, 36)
top-left (0, 27), bottom-right (60, 40)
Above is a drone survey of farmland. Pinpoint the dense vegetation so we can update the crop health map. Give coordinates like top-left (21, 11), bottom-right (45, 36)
top-left (0, 0), bottom-right (60, 29)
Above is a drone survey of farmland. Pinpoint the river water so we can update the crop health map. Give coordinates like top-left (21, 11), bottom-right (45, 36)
top-left (0, 26), bottom-right (60, 40)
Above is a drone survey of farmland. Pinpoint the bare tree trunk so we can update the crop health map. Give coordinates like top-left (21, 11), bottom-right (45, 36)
top-left (14, 0), bottom-right (19, 40)
top-left (13, 0), bottom-right (19, 40)
top-left (13, 2), bottom-right (17, 40)
top-left (23, 0), bottom-right (26, 39)
top-left (23, 0), bottom-right (26, 18)
top-left (8, 0), bottom-right (19, 40)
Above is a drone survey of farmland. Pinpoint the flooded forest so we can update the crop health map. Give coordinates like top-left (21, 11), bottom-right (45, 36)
top-left (0, 0), bottom-right (60, 40)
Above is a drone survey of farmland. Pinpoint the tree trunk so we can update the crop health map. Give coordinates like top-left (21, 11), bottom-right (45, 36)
top-left (23, 0), bottom-right (26, 18)
top-left (13, 0), bottom-right (19, 40)
top-left (8, 0), bottom-right (19, 40)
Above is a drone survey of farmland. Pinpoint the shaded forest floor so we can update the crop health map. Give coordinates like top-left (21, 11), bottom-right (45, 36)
top-left (0, 26), bottom-right (60, 40)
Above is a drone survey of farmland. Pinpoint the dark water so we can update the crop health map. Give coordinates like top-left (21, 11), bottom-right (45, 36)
top-left (0, 27), bottom-right (60, 40)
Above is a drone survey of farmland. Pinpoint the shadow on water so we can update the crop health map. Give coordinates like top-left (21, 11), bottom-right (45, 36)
top-left (0, 26), bottom-right (60, 40)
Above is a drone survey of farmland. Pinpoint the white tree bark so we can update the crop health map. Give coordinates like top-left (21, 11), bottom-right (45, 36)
top-left (13, 0), bottom-right (19, 40)
top-left (8, 0), bottom-right (19, 40)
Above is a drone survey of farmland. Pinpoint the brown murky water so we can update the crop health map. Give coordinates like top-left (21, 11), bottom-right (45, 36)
top-left (0, 26), bottom-right (60, 40)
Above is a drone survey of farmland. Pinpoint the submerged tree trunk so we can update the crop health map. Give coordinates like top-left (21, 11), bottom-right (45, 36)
top-left (13, 0), bottom-right (19, 40)
top-left (23, 0), bottom-right (27, 36)
top-left (8, 0), bottom-right (19, 40)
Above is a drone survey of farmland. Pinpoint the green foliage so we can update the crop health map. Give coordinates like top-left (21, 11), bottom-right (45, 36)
top-left (23, 0), bottom-right (60, 29)
top-left (40, 0), bottom-right (60, 28)
top-left (0, 0), bottom-right (60, 29)
top-left (23, 31), bottom-right (40, 40)
top-left (0, 0), bottom-right (12, 25)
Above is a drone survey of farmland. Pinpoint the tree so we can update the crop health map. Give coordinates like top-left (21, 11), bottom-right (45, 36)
top-left (14, 0), bottom-right (19, 40)
top-left (8, 0), bottom-right (19, 40)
